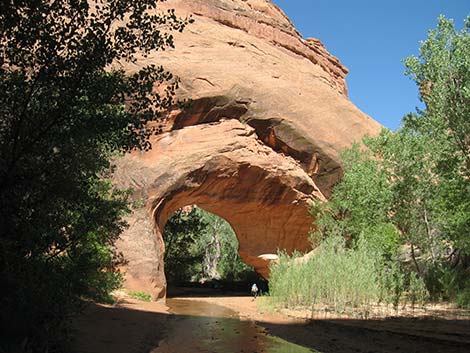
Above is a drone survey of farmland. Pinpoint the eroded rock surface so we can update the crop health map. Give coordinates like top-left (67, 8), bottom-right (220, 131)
top-left (115, 0), bottom-right (382, 299)
top-left (115, 121), bottom-right (325, 298)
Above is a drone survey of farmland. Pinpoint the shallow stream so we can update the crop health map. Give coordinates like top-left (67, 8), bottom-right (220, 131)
top-left (151, 299), bottom-right (317, 353)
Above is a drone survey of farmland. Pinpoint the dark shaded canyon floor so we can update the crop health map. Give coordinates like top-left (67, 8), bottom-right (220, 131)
top-left (71, 290), bottom-right (470, 353)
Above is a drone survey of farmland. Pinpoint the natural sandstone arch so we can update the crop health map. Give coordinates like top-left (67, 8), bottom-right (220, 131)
top-left (113, 0), bottom-right (382, 300)
top-left (114, 120), bottom-right (326, 299)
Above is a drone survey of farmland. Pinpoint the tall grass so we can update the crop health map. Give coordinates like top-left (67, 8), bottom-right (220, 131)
top-left (268, 235), bottom-right (428, 315)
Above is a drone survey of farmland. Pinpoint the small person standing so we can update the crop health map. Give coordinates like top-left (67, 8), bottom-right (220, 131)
top-left (251, 283), bottom-right (259, 300)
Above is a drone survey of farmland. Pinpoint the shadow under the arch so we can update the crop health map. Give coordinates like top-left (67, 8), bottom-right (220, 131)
top-left (166, 280), bottom-right (269, 299)
top-left (167, 285), bottom-right (251, 298)
top-left (71, 296), bottom-right (470, 353)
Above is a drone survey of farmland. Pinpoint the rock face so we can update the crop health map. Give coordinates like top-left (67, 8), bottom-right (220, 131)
top-left (115, 0), bottom-right (382, 299)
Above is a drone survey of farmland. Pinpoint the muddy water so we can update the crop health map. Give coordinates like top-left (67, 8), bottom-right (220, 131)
top-left (151, 299), bottom-right (317, 353)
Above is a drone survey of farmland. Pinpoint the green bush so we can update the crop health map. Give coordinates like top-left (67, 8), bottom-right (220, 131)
top-left (456, 282), bottom-right (470, 309)
top-left (268, 233), bottom-right (431, 315)
top-left (269, 235), bottom-right (384, 313)
top-left (378, 261), bottom-right (406, 309)
top-left (129, 292), bottom-right (152, 302)
top-left (424, 264), bottom-right (470, 307)
top-left (408, 272), bottom-right (429, 308)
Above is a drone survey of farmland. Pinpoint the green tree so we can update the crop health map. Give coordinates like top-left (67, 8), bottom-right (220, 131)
top-left (403, 16), bottom-right (470, 251)
top-left (311, 141), bottom-right (399, 259)
top-left (309, 16), bottom-right (470, 304)
top-left (318, 15), bottom-right (470, 267)
top-left (269, 16), bottom-right (470, 312)
top-left (0, 1), bottom-right (191, 350)
top-left (367, 129), bottom-right (441, 269)
top-left (197, 209), bottom-right (253, 281)
top-left (164, 208), bottom-right (207, 283)
top-left (163, 207), bottom-right (254, 283)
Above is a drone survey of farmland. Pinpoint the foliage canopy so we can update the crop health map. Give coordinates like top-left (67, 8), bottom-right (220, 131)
top-left (0, 0), bottom-right (191, 350)
top-left (163, 206), bottom-right (254, 284)
top-left (270, 16), bottom-right (470, 313)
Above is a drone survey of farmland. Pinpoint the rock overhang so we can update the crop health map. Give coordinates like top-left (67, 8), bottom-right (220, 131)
top-left (113, 0), bottom-right (382, 299)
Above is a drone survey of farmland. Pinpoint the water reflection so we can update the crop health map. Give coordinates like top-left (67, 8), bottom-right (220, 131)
top-left (151, 299), bottom-right (317, 353)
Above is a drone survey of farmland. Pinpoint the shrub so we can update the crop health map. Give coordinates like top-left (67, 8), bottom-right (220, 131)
top-left (269, 235), bottom-right (384, 314)
top-left (268, 234), bottom-right (431, 315)
top-left (129, 292), bottom-right (152, 302)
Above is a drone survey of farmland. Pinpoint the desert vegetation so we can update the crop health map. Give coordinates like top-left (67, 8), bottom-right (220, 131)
top-left (267, 16), bottom-right (470, 315)
top-left (0, 1), bottom-right (191, 351)
top-left (163, 206), bottom-right (257, 284)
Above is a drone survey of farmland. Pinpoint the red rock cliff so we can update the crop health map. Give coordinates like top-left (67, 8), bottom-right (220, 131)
top-left (114, 0), bottom-right (382, 299)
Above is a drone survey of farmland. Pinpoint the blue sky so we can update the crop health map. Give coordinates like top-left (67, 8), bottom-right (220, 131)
top-left (272, 1), bottom-right (470, 130)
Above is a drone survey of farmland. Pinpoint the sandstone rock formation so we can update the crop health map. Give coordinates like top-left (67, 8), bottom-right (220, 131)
top-left (114, 0), bottom-right (382, 299)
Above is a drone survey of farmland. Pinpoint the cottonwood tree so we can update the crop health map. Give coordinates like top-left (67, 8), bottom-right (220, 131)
top-left (163, 208), bottom-right (208, 283)
top-left (197, 209), bottom-right (254, 282)
top-left (163, 207), bottom-right (253, 283)
top-left (0, 0), bottom-right (191, 350)
top-left (311, 16), bottom-right (470, 303)
top-left (404, 16), bottom-right (470, 252)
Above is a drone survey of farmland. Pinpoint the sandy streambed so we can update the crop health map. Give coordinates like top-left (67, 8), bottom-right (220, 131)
top-left (72, 293), bottom-right (470, 353)
top-left (151, 298), bottom-right (315, 353)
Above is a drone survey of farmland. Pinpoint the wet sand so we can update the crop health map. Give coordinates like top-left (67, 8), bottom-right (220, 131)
top-left (163, 295), bottom-right (470, 353)
top-left (71, 291), bottom-right (470, 353)
top-left (151, 298), bottom-right (314, 353)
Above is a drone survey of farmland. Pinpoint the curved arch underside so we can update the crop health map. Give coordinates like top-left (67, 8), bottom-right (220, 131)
top-left (114, 120), bottom-right (326, 299)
